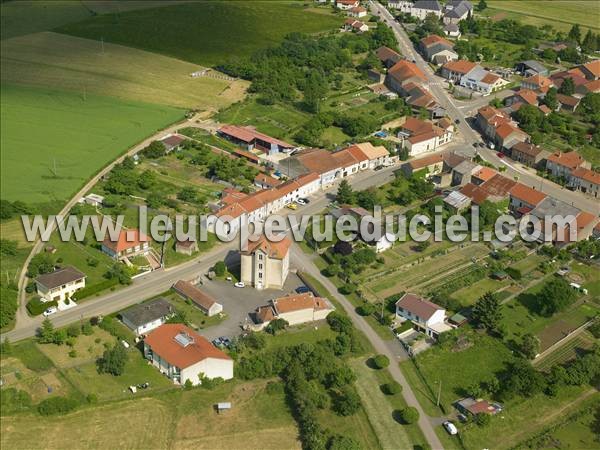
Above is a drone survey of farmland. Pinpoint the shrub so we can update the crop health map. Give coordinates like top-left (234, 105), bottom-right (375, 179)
top-left (74, 278), bottom-right (119, 300)
top-left (27, 298), bottom-right (57, 316)
top-left (372, 354), bottom-right (390, 369)
top-left (332, 385), bottom-right (361, 416)
top-left (399, 406), bottom-right (419, 424)
top-left (98, 316), bottom-right (130, 341)
top-left (356, 303), bottom-right (375, 316)
top-left (67, 324), bottom-right (81, 338)
top-left (86, 394), bottom-right (98, 404)
top-left (68, 350), bottom-right (77, 358)
top-left (213, 261), bottom-right (226, 277)
top-left (0, 388), bottom-right (32, 414)
top-left (505, 267), bottom-right (522, 280)
top-left (381, 382), bottom-right (402, 395)
top-left (97, 342), bottom-right (128, 376)
top-left (475, 412), bottom-right (491, 427)
top-left (339, 284), bottom-right (356, 295)
top-left (265, 318), bottom-right (289, 335)
top-left (37, 396), bottom-right (78, 416)
top-left (82, 323), bottom-right (94, 336)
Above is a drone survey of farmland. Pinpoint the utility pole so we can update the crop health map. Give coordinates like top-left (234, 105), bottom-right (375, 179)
top-left (436, 379), bottom-right (442, 407)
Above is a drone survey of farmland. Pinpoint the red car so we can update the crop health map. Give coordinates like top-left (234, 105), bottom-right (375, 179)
top-left (496, 152), bottom-right (505, 158)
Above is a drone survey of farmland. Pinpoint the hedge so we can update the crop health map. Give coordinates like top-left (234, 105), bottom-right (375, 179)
top-left (372, 354), bottom-right (390, 369)
top-left (74, 278), bottom-right (119, 300)
top-left (26, 298), bottom-right (57, 316)
top-left (98, 316), bottom-right (131, 342)
top-left (37, 396), bottom-right (79, 416)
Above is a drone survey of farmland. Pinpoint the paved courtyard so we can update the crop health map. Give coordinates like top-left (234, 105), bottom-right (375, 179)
top-left (197, 271), bottom-right (306, 340)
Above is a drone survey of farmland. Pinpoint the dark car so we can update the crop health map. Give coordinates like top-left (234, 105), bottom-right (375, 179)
top-left (454, 119), bottom-right (460, 125)
top-left (497, 152), bottom-right (505, 158)
top-left (300, 197), bottom-right (310, 204)
top-left (295, 286), bottom-right (311, 294)
top-left (374, 165), bottom-right (384, 171)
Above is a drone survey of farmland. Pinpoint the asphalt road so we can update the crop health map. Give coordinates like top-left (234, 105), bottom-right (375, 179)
top-left (370, 1), bottom-right (599, 216)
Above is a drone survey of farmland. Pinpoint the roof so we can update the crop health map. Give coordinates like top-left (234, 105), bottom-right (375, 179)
top-left (453, 159), bottom-right (479, 175)
top-left (515, 89), bottom-right (538, 105)
top-left (254, 173), bottom-right (282, 188)
top-left (160, 134), bottom-right (185, 149)
top-left (444, 190), bottom-right (471, 209)
top-left (522, 74), bottom-right (553, 91)
top-left (255, 305), bottom-right (276, 323)
top-left (443, 59), bottom-right (478, 75)
top-left (296, 148), bottom-right (340, 174)
top-left (350, 6), bottom-right (367, 12)
top-left (102, 229), bottom-right (149, 253)
top-left (175, 238), bottom-right (196, 248)
top-left (443, 152), bottom-right (467, 169)
top-left (438, 117), bottom-right (453, 129)
top-left (457, 397), bottom-right (501, 415)
top-left (35, 266), bottom-right (85, 289)
top-left (388, 60), bottom-right (426, 84)
top-left (531, 196), bottom-right (580, 219)
top-left (580, 79), bottom-right (600, 93)
top-left (355, 142), bottom-right (389, 160)
top-left (511, 142), bottom-right (545, 158)
top-left (144, 324), bottom-right (231, 368)
top-left (273, 292), bottom-right (331, 314)
top-left (480, 174), bottom-right (517, 197)
top-left (376, 46), bottom-right (402, 63)
top-left (444, 23), bottom-right (459, 32)
top-left (519, 60), bottom-right (547, 74)
top-left (407, 152), bottom-right (445, 169)
top-left (481, 72), bottom-right (501, 84)
top-left (547, 151), bottom-right (585, 170)
top-left (460, 183), bottom-right (489, 205)
top-left (332, 148), bottom-right (360, 168)
top-left (243, 234), bottom-right (291, 259)
top-left (343, 145), bottom-right (370, 163)
top-left (406, 86), bottom-right (437, 109)
top-left (421, 34), bottom-right (453, 49)
top-left (218, 124), bottom-right (292, 149)
top-left (233, 148), bottom-right (260, 163)
top-left (472, 166), bottom-right (497, 182)
top-left (556, 94), bottom-right (580, 108)
top-left (477, 105), bottom-right (510, 126)
top-left (173, 280), bottom-right (218, 312)
top-left (396, 293), bottom-right (444, 320)
top-left (581, 60), bottom-right (600, 78)
top-left (495, 122), bottom-right (527, 141)
top-left (121, 298), bottom-right (173, 327)
top-left (571, 167), bottom-right (600, 185)
top-left (413, 0), bottom-right (442, 11)
top-left (509, 183), bottom-right (547, 206)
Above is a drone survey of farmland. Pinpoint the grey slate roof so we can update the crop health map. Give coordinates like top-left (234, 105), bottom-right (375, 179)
top-left (35, 266), bottom-right (85, 289)
top-left (414, 0), bottom-right (442, 11)
top-left (120, 298), bottom-right (174, 327)
top-left (520, 60), bottom-right (547, 74)
top-left (530, 197), bottom-right (580, 219)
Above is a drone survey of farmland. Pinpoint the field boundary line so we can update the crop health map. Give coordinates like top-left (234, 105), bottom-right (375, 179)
top-left (533, 319), bottom-right (594, 366)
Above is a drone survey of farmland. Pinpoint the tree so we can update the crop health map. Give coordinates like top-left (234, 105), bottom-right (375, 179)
top-left (472, 292), bottom-right (502, 333)
top-left (337, 179), bottom-right (355, 204)
top-left (582, 30), bottom-right (598, 53)
top-left (399, 406), bottom-right (419, 424)
top-left (333, 385), bottom-right (361, 416)
top-left (265, 318), bottom-right (289, 335)
top-left (536, 278), bottom-right (576, 316)
top-left (333, 240), bottom-right (353, 256)
top-left (27, 253), bottom-right (55, 277)
top-left (328, 435), bottom-right (361, 450)
top-left (372, 354), bottom-right (390, 369)
top-left (381, 381), bottom-right (402, 395)
top-left (475, 413), bottom-right (491, 427)
top-left (213, 261), bottom-right (226, 277)
top-left (515, 104), bottom-right (544, 133)
top-left (543, 87), bottom-right (558, 110)
top-left (568, 24), bottom-right (581, 44)
top-left (177, 186), bottom-right (198, 203)
top-left (141, 141), bottom-right (166, 158)
top-left (477, 0), bottom-right (487, 10)
top-left (519, 333), bottom-right (540, 359)
top-left (499, 359), bottom-right (545, 399)
top-left (0, 239), bottom-right (18, 256)
top-left (97, 343), bottom-right (128, 376)
top-left (558, 77), bottom-right (575, 95)
top-left (38, 318), bottom-right (56, 344)
top-left (104, 263), bottom-right (132, 285)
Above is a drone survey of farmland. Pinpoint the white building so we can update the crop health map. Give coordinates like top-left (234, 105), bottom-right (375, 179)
top-left (240, 235), bottom-right (291, 290)
top-left (460, 66), bottom-right (508, 95)
top-left (336, 0), bottom-right (359, 10)
top-left (252, 292), bottom-right (334, 330)
top-left (144, 324), bottom-right (233, 385)
top-left (101, 229), bottom-right (150, 259)
top-left (35, 266), bottom-right (86, 302)
top-left (120, 297), bottom-right (175, 336)
top-left (395, 293), bottom-right (450, 339)
top-left (398, 117), bottom-right (454, 156)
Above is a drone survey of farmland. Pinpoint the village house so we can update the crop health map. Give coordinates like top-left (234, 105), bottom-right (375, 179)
top-left (451, 160), bottom-right (480, 186)
top-left (120, 297), bottom-right (175, 336)
top-left (397, 117), bottom-right (454, 156)
top-left (173, 280), bottom-right (224, 317)
top-left (494, 122), bottom-right (529, 151)
top-left (527, 197), bottom-right (583, 244)
top-left (443, 0), bottom-right (473, 24)
top-left (459, 66), bottom-right (508, 95)
top-left (344, 18), bottom-right (369, 33)
top-left (568, 167), bottom-right (600, 198)
top-left (376, 46), bottom-right (403, 68)
top-left (418, 35), bottom-right (458, 64)
top-left (175, 238), bottom-right (198, 255)
top-left (217, 124), bottom-right (294, 155)
top-left (254, 173), bottom-right (282, 189)
top-left (389, 0), bottom-right (443, 19)
top-left (455, 397), bottom-right (502, 416)
top-left (509, 183), bottom-right (547, 215)
top-left (144, 324), bottom-right (233, 385)
top-left (471, 166), bottom-right (497, 185)
top-left (405, 83), bottom-right (445, 117)
top-left (400, 152), bottom-right (445, 178)
top-left (440, 60), bottom-right (478, 83)
top-left (385, 60), bottom-right (427, 96)
top-left (580, 60), bottom-right (600, 81)
top-left (545, 151), bottom-right (590, 179)
top-left (505, 89), bottom-right (539, 108)
top-left (35, 266), bottom-right (86, 302)
top-left (443, 23), bottom-right (461, 38)
top-left (395, 293), bottom-right (450, 339)
top-left (240, 235), bottom-right (291, 290)
top-left (515, 60), bottom-right (549, 77)
top-left (336, 0), bottom-right (359, 10)
top-left (556, 94), bottom-right (580, 112)
top-left (348, 5), bottom-right (367, 17)
top-left (101, 229), bottom-right (150, 259)
top-left (159, 134), bottom-right (186, 154)
top-left (521, 74), bottom-right (554, 94)
top-left (510, 142), bottom-right (549, 168)
top-left (252, 292), bottom-right (334, 331)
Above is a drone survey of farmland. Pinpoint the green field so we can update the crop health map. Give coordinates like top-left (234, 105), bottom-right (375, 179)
top-left (485, 1), bottom-right (600, 32)
top-left (0, 83), bottom-right (183, 205)
top-left (1, 32), bottom-right (248, 110)
top-left (56, 1), bottom-right (342, 66)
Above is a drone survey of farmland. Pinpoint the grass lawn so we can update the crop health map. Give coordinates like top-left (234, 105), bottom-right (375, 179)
top-left (451, 277), bottom-right (509, 306)
top-left (1, 32), bottom-right (248, 110)
top-left (350, 358), bottom-right (427, 450)
top-left (56, 1), bottom-right (342, 66)
top-left (216, 97), bottom-right (310, 142)
top-left (0, 83), bottom-right (184, 207)
top-left (510, 253), bottom-right (545, 275)
top-left (0, 219), bottom-right (33, 283)
top-left (570, 261), bottom-right (600, 297)
top-left (36, 328), bottom-right (115, 369)
top-left (484, 1), bottom-right (600, 33)
top-left (535, 330), bottom-right (597, 371)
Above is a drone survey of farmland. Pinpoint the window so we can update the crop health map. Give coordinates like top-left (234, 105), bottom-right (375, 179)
top-left (258, 272), bottom-right (263, 279)
top-left (258, 263), bottom-right (263, 270)
top-left (258, 253), bottom-right (264, 261)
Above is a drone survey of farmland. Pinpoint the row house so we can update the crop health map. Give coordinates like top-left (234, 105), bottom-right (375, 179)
top-left (397, 117), bottom-right (454, 156)
top-left (568, 167), bottom-right (600, 198)
top-left (545, 151), bottom-right (590, 179)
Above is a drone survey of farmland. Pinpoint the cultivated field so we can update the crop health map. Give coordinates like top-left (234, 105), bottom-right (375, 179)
top-left (0, 83), bottom-right (183, 205)
top-left (56, 1), bottom-right (343, 66)
top-left (485, 1), bottom-right (599, 32)
top-left (1, 32), bottom-right (248, 110)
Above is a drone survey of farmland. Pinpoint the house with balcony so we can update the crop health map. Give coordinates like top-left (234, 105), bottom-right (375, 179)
top-left (35, 266), bottom-right (86, 302)
top-left (395, 293), bottom-right (450, 339)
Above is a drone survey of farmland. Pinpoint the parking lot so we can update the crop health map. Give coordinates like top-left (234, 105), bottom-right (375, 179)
top-left (196, 271), bottom-right (306, 340)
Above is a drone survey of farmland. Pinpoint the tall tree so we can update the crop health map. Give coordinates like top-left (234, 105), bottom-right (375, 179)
top-left (536, 278), bottom-right (576, 316)
top-left (472, 292), bottom-right (502, 333)
top-left (97, 343), bottom-right (128, 376)
top-left (38, 318), bottom-right (55, 344)
top-left (336, 179), bottom-right (355, 204)
top-left (568, 24), bottom-right (581, 44)
top-left (558, 77), bottom-right (575, 95)
top-left (520, 333), bottom-right (540, 359)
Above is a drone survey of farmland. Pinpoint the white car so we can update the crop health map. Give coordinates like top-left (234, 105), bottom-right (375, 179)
top-left (297, 198), bottom-right (307, 205)
top-left (443, 421), bottom-right (458, 435)
top-left (43, 306), bottom-right (58, 317)
top-left (234, 281), bottom-right (245, 288)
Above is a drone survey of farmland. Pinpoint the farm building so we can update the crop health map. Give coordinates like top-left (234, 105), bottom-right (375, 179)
top-left (172, 280), bottom-right (223, 317)
top-left (217, 124), bottom-right (294, 155)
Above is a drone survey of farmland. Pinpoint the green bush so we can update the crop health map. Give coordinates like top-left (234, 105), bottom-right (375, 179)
top-left (0, 388), bottom-right (32, 414)
top-left (399, 406), bottom-right (419, 424)
top-left (381, 381), bottom-right (402, 395)
top-left (74, 278), bottom-right (119, 300)
top-left (372, 354), bottom-right (390, 369)
top-left (356, 303), bottom-right (375, 316)
top-left (475, 412), bottom-right (491, 427)
top-left (37, 396), bottom-right (78, 416)
top-left (98, 316), bottom-right (130, 341)
top-left (214, 261), bottom-right (226, 276)
top-left (26, 298), bottom-right (57, 316)
top-left (505, 267), bottom-right (522, 280)
top-left (339, 284), bottom-right (356, 295)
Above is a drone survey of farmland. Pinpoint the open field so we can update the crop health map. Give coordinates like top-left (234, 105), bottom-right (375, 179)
top-left (535, 330), bottom-right (597, 371)
top-left (1, 32), bottom-right (248, 110)
top-left (0, 83), bottom-right (183, 205)
top-left (485, 1), bottom-right (600, 32)
top-left (56, 1), bottom-right (342, 66)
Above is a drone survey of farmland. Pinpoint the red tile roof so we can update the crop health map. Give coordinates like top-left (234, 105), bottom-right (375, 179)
top-left (376, 46), bottom-right (402, 63)
top-left (144, 324), bottom-right (231, 368)
top-left (515, 89), bottom-right (538, 105)
top-left (421, 34), bottom-right (453, 48)
top-left (509, 183), bottom-right (547, 206)
top-left (396, 293), bottom-right (444, 321)
top-left (547, 151), bottom-right (586, 170)
top-left (460, 183), bottom-right (489, 205)
top-left (243, 234), bottom-right (291, 259)
top-left (218, 124), bottom-right (292, 149)
top-left (472, 166), bottom-right (497, 183)
top-left (172, 280), bottom-right (217, 312)
top-left (102, 229), bottom-right (149, 253)
top-left (582, 60), bottom-right (600, 79)
top-left (388, 60), bottom-right (426, 83)
top-left (407, 152), bottom-right (445, 169)
top-left (443, 59), bottom-right (477, 75)
top-left (296, 148), bottom-right (340, 174)
top-left (571, 167), bottom-right (600, 185)
top-left (480, 174), bottom-right (517, 197)
top-left (273, 292), bottom-right (330, 314)
top-left (254, 173), bottom-right (282, 188)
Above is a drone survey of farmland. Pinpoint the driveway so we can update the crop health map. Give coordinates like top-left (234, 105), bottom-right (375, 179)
top-left (195, 272), bottom-right (306, 340)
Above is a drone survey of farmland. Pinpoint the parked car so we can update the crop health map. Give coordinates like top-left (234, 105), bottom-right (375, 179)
top-left (496, 152), bottom-right (505, 158)
top-left (286, 203), bottom-right (298, 210)
top-left (374, 165), bottom-right (384, 171)
top-left (220, 337), bottom-right (232, 348)
top-left (443, 421), bottom-right (458, 435)
top-left (300, 197), bottom-right (310, 204)
top-left (297, 198), bottom-right (307, 205)
top-left (295, 285), bottom-right (311, 294)
top-left (234, 281), bottom-right (245, 288)
top-left (43, 306), bottom-right (57, 317)
top-left (212, 338), bottom-right (224, 347)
